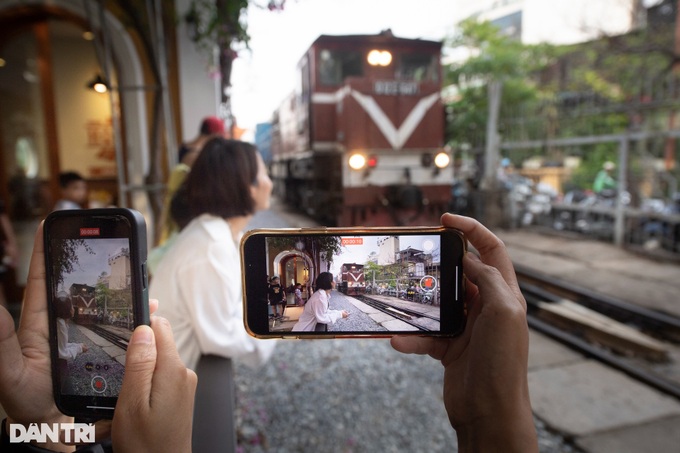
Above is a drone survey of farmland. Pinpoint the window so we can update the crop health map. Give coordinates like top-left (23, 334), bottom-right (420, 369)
top-left (398, 53), bottom-right (438, 82)
top-left (318, 49), bottom-right (363, 85)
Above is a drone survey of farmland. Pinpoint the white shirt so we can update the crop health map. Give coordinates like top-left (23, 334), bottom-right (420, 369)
top-left (57, 318), bottom-right (83, 360)
top-left (292, 289), bottom-right (344, 331)
top-left (150, 214), bottom-right (275, 370)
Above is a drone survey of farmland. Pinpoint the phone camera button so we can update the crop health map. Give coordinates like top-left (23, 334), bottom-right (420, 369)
top-left (91, 376), bottom-right (107, 394)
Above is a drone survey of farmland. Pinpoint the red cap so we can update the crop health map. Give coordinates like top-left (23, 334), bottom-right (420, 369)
top-left (200, 116), bottom-right (225, 135)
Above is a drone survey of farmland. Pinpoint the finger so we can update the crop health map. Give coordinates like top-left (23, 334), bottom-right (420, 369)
top-left (463, 253), bottom-right (527, 311)
top-left (18, 223), bottom-right (50, 336)
top-left (442, 213), bottom-right (521, 299)
top-left (0, 305), bottom-right (23, 394)
top-left (0, 224), bottom-right (46, 394)
top-left (149, 298), bottom-right (159, 316)
top-left (390, 336), bottom-right (450, 361)
top-left (149, 316), bottom-right (187, 388)
top-left (149, 316), bottom-right (196, 407)
top-left (64, 420), bottom-right (112, 445)
top-left (118, 325), bottom-right (156, 413)
top-left (150, 316), bottom-right (184, 368)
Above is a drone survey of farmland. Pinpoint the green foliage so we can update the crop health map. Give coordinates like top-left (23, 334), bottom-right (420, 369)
top-left (445, 19), bottom-right (559, 148)
top-left (268, 236), bottom-right (342, 265)
top-left (95, 279), bottom-right (112, 312)
top-left (184, 0), bottom-right (251, 54)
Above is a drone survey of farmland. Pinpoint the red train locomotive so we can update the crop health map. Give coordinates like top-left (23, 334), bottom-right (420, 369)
top-left (269, 30), bottom-right (451, 226)
top-left (338, 263), bottom-right (365, 296)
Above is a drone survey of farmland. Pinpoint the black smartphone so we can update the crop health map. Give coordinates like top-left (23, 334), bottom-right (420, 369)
top-left (241, 226), bottom-right (466, 339)
top-left (44, 208), bottom-right (149, 418)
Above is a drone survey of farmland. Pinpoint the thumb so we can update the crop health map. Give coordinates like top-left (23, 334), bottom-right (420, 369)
top-left (0, 305), bottom-right (23, 395)
top-left (118, 325), bottom-right (156, 412)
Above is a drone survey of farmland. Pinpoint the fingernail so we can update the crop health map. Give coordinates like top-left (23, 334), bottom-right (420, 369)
top-left (132, 325), bottom-right (154, 345)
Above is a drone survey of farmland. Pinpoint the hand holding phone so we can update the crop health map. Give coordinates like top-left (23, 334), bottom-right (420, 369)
top-left (0, 222), bottom-right (73, 451)
top-left (391, 214), bottom-right (537, 451)
top-left (44, 209), bottom-right (149, 418)
top-left (241, 226), bottom-right (466, 338)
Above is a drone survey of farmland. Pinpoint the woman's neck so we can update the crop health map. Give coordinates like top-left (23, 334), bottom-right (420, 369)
top-left (227, 215), bottom-right (252, 241)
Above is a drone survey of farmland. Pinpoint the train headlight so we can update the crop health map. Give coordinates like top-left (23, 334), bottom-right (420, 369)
top-left (367, 49), bottom-right (392, 66)
top-left (434, 152), bottom-right (450, 169)
top-left (349, 153), bottom-right (367, 170)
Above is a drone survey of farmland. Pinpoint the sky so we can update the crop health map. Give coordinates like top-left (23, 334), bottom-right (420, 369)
top-left (328, 234), bottom-right (440, 274)
top-left (59, 238), bottom-right (129, 291)
top-left (230, 0), bottom-right (463, 139)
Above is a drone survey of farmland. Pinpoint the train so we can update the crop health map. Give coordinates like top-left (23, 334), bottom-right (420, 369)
top-left (268, 30), bottom-right (452, 226)
top-left (67, 284), bottom-right (99, 325)
top-left (338, 263), bottom-right (365, 296)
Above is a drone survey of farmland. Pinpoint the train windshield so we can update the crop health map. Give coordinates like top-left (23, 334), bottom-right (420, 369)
top-left (318, 49), bottom-right (363, 85)
top-left (398, 53), bottom-right (439, 82)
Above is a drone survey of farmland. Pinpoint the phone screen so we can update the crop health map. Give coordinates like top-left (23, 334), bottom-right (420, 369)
top-left (242, 228), bottom-right (466, 338)
top-left (44, 209), bottom-right (148, 417)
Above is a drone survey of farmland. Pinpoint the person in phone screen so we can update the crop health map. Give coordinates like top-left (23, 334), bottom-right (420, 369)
top-left (294, 283), bottom-right (304, 306)
top-left (267, 276), bottom-right (286, 319)
top-left (55, 291), bottom-right (88, 393)
top-left (292, 272), bottom-right (349, 332)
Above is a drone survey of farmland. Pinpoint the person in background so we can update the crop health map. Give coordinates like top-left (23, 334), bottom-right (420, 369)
top-left (158, 116), bottom-right (226, 245)
top-left (593, 161), bottom-right (617, 195)
top-left (53, 172), bottom-right (87, 211)
top-left (150, 138), bottom-right (276, 452)
top-left (0, 198), bottom-right (18, 310)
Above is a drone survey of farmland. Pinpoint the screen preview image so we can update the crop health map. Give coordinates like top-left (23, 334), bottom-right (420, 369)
top-left (50, 237), bottom-right (134, 397)
top-left (264, 234), bottom-right (443, 333)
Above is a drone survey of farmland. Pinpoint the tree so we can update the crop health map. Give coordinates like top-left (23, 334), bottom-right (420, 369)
top-left (445, 19), bottom-right (558, 158)
top-left (183, 0), bottom-right (286, 136)
top-left (50, 240), bottom-right (94, 289)
top-left (267, 235), bottom-right (342, 280)
top-left (500, 6), bottom-right (680, 192)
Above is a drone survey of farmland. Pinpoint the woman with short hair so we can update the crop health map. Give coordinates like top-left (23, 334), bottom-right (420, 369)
top-left (150, 138), bottom-right (276, 453)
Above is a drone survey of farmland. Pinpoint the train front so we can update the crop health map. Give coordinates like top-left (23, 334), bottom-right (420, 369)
top-left (273, 31), bottom-right (452, 226)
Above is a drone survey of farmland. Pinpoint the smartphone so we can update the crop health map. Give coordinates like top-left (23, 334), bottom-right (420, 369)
top-left (44, 208), bottom-right (149, 418)
top-left (241, 226), bottom-right (466, 339)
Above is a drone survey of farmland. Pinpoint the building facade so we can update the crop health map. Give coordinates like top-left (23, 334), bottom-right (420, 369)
top-left (0, 0), bottom-right (220, 299)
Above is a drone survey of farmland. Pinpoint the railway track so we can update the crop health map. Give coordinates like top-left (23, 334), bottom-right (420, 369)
top-left (516, 265), bottom-right (680, 400)
top-left (515, 262), bottom-right (680, 343)
top-left (87, 324), bottom-right (130, 351)
top-left (355, 295), bottom-right (439, 332)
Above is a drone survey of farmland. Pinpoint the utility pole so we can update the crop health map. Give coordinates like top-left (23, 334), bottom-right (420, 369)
top-left (481, 79), bottom-right (504, 227)
top-left (663, 1), bottom-right (680, 171)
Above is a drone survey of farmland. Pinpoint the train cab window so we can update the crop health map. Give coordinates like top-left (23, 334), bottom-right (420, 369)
top-left (397, 53), bottom-right (439, 82)
top-left (318, 49), bottom-right (363, 85)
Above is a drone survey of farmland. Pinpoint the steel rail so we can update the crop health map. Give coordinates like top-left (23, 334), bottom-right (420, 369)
top-left (87, 325), bottom-right (130, 351)
top-left (355, 295), bottom-right (436, 331)
top-left (515, 263), bottom-right (680, 342)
